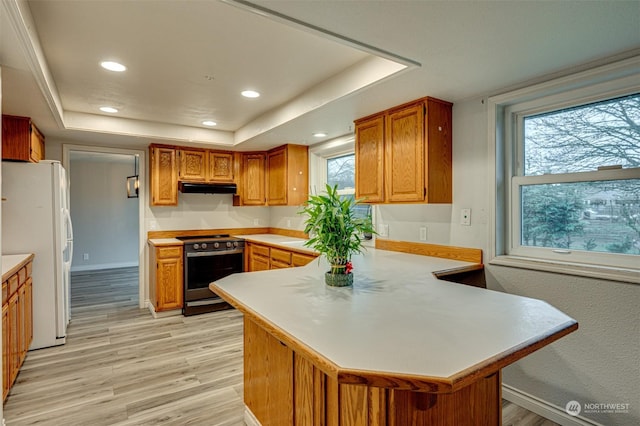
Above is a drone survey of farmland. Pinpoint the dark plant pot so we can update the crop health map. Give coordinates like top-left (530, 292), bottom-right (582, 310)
top-left (325, 271), bottom-right (353, 287)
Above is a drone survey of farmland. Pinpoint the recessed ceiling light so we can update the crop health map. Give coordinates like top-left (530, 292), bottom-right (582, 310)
top-left (100, 106), bottom-right (118, 113)
top-left (202, 120), bottom-right (217, 127)
top-left (100, 61), bottom-right (127, 72)
top-left (241, 90), bottom-right (260, 98)
top-left (313, 132), bottom-right (328, 138)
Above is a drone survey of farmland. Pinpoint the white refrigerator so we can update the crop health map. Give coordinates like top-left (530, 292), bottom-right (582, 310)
top-left (2, 160), bottom-right (73, 349)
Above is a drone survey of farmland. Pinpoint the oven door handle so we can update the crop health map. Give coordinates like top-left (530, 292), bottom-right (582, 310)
top-left (186, 249), bottom-right (244, 257)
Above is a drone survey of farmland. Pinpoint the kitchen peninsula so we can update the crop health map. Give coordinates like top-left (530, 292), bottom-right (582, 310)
top-left (211, 249), bottom-right (578, 425)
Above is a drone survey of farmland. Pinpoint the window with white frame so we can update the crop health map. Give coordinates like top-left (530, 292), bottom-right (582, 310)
top-left (327, 153), bottom-right (355, 195)
top-left (493, 61), bottom-right (640, 273)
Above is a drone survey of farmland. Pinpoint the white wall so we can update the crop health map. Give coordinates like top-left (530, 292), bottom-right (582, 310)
top-left (69, 156), bottom-right (139, 271)
top-left (146, 194), bottom-right (270, 232)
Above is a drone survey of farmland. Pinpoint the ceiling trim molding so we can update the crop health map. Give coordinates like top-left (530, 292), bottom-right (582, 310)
top-left (222, 0), bottom-right (421, 68)
top-left (64, 112), bottom-right (235, 147)
top-left (2, 0), bottom-right (65, 128)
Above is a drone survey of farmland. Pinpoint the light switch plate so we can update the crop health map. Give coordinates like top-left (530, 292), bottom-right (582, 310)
top-left (461, 209), bottom-right (471, 226)
top-left (378, 223), bottom-right (389, 237)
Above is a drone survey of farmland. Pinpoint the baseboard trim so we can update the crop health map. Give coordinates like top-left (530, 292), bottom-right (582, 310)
top-left (244, 406), bottom-right (261, 426)
top-left (71, 261), bottom-right (138, 272)
top-left (147, 303), bottom-right (182, 319)
top-left (502, 384), bottom-right (604, 426)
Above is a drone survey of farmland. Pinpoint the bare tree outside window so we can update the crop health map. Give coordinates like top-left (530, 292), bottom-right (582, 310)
top-left (327, 154), bottom-right (355, 190)
top-left (521, 93), bottom-right (640, 255)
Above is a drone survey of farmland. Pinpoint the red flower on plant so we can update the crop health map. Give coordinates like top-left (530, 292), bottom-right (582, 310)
top-left (345, 261), bottom-right (353, 274)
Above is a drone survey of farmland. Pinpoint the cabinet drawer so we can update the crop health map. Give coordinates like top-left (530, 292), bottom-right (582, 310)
top-left (251, 244), bottom-right (270, 258)
top-left (2, 282), bottom-right (7, 305)
top-left (270, 260), bottom-right (292, 269)
top-left (270, 248), bottom-right (292, 265)
top-left (157, 247), bottom-right (182, 259)
top-left (25, 262), bottom-right (32, 279)
top-left (8, 275), bottom-right (18, 297)
top-left (291, 252), bottom-right (316, 267)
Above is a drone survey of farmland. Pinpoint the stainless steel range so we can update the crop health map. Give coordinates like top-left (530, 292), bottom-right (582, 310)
top-left (177, 234), bottom-right (244, 316)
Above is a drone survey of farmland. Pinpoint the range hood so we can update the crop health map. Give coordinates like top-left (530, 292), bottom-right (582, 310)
top-left (178, 182), bottom-right (237, 194)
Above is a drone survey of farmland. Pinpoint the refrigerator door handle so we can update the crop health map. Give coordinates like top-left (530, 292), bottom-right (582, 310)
top-left (64, 208), bottom-right (74, 263)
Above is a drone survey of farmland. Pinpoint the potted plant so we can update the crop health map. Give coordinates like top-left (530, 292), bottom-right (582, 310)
top-left (300, 184), bottom-right (375, 286)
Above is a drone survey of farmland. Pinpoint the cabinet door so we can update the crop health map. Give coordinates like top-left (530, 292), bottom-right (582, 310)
top-left (244, 318), bottom-right (294, 425)
top-left (8, 293), bottom-right (19, 385)
top-left (30, 124), bottom-right (45, 162)
top-left (18, 284), bottom-right (27, 365)
top-left (2, 303), bottom-right (9, 402)
top-left (25, 278), bottom-right (33, 349)
top-left (243, 153), bottom-right (266, 205)
top-left (291, 252), bottom-right (316, 267)
top-left (156, 255), bottom-right (183, 311)
top-left (179, 149), bottom-right (207, 181)
top-left (424, 98), bottom-right (453, 203)
top-left (208, 151), bottom-right (234, 182)
top-left (150, 145), bottom-right (178, 206)
top-left (385, 103), bottom-right (424, 202)
top-left (267, 147), bottom-right (287, 205)
top-left (355, 115), bottom-right (385, 203)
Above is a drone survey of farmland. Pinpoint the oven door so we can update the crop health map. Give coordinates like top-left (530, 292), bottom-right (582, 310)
top-left (183, 249), bottom-right (243, 309)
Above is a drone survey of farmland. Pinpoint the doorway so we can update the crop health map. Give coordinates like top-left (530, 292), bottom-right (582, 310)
top-left (62, 144), bottom-right (146, 308)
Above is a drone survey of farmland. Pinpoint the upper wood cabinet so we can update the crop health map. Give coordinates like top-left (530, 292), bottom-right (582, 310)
top-left (267, 144), bottom-right (308, 206)
top-left (150, 144), bottom-right (178, 206)
top-left (177, 148), bottom-right (234, 182)
top-left (234, 152), bottom-right (266, 206)
top-left (2, 115), bottom-right (45, 163)
top-left (234, 144), bottom-right (309, 207)
top-left (150, 144), bottom-right (236, 206)
top-left (354, 97), bottom-right (452, 204)
top-left (178, 148), bottom-right (207, 182)
top-left (386, 102), bottom-right (425, 202)
top-left (207, 151), bottom-right (234, 182)
top-left (354, 115), bottom-right (385, 203)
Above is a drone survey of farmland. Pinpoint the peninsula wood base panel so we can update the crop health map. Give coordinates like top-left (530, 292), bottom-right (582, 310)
top-left (243, 317), bottom-right (501, 426)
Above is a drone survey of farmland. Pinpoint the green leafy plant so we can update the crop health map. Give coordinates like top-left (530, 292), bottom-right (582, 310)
top-left (300, 184), bottom-right (375, 274)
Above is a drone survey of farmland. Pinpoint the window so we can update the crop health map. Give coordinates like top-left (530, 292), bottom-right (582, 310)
top-left (327, 153), bottom-right (355, 194)
top-left (326, 153), bottom-right (372, 230)
top-left (491, 59), bottom-right (640, 276)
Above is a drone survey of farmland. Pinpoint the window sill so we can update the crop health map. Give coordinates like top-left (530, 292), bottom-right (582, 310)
top-left (489, 255), bottom-right (640, 284)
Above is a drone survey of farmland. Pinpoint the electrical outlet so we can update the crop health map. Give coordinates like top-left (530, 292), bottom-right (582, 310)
top-left (83, 253), bottom-right (89, 261)
top-left (286, 219), bottom-right (292, 228)
top-left (149, 220), bottom-right (157, 230)
top-left (461, 208), bottom-right (471, 226)
top-left (419, 226), bottom-right (427, 241)
top-left (378, 223), bottom-right (389, 237)
top-left (253, 218), bottom-right (260, 226)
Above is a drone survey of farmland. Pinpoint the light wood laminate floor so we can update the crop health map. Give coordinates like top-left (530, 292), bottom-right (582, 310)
top-left (3, 267), bottom-right (559, 425)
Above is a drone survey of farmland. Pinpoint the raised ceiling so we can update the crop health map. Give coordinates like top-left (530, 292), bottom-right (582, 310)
top-left (1, 0), bottom-right (639, 151)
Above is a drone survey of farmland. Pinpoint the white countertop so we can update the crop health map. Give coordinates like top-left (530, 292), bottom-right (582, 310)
top-left (2, 254), bottom-right (33, 280)
top-left (148, 238), bottom-right (182, 245)
top-left (211, 248), bottom-right (577, 383)
top-left (238, 234), bottom-right (315, 254)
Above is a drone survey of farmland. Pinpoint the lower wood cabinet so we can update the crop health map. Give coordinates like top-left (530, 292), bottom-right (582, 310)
top-left (2, 257), bottom-right (34, 402)
top-left (245, 242), bottom-right (316, 272)
top-left (149, 243), bottom-right (183, 312)
top-left (244, 316), bottom-right (501, 426)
